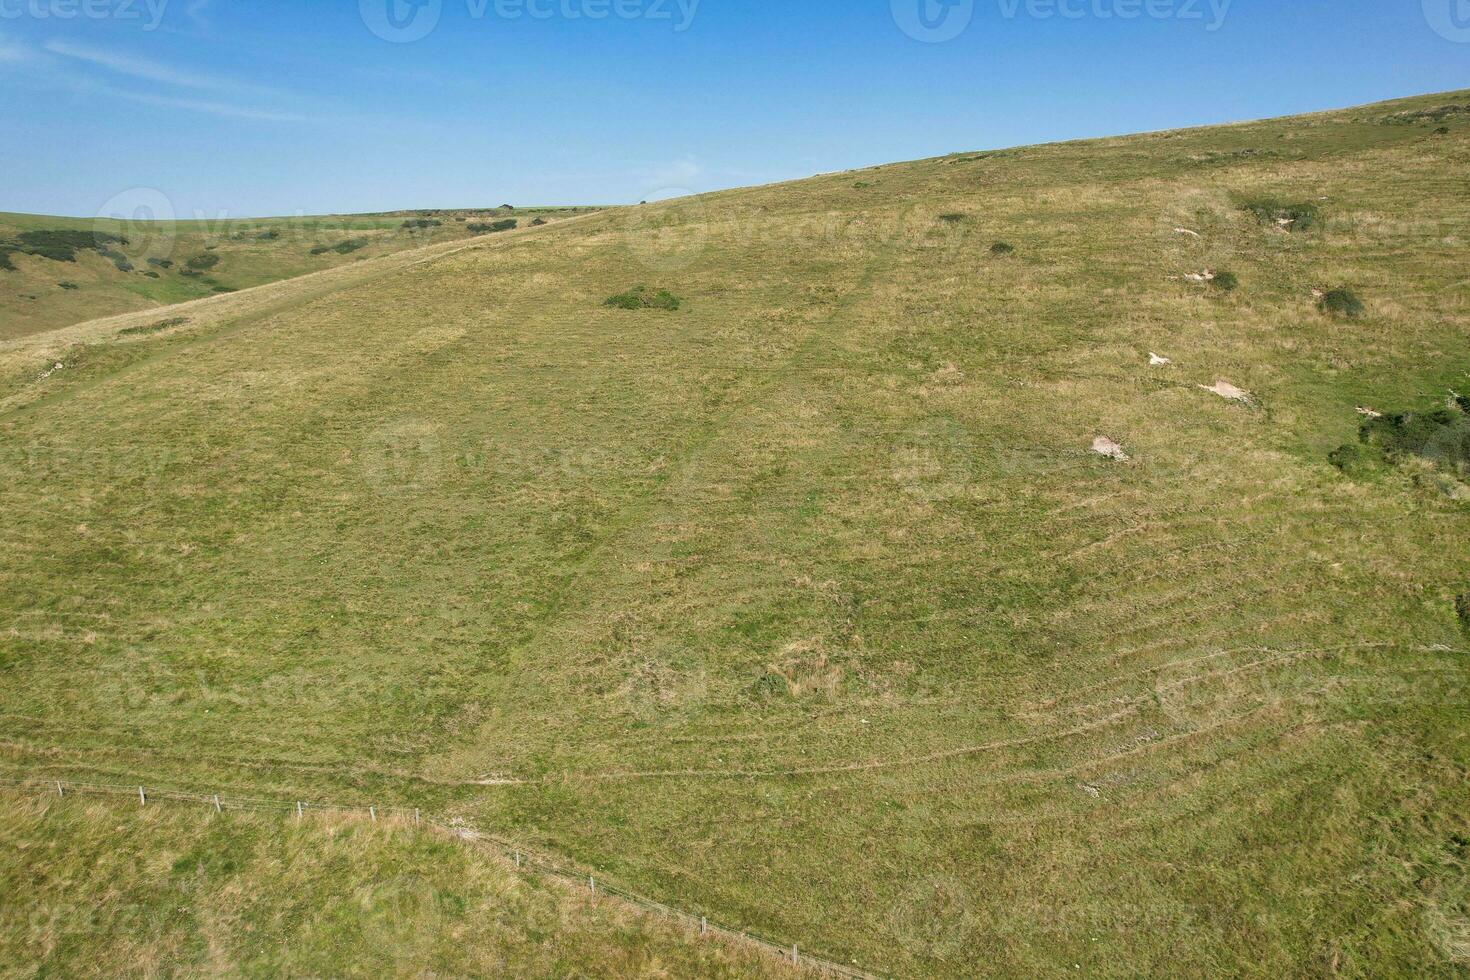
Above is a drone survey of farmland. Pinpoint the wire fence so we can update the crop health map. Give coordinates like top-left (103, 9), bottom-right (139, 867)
top-left (0, 774), bottom-right (884, 980)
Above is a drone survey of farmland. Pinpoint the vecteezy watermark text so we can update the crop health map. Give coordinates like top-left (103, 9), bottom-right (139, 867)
top-left (0, 0), bottom-right (169, 29)
top-left (360, 0), bottom-right (698, 43)
top-left (893, 0), bottom-right (1231, 42)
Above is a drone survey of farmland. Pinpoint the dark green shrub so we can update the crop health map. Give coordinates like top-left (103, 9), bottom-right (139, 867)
top-left (1319, 288), bottom-right (1365, 319)
top-left (144, 271), bottom-right (160, 278)
top-left (938, 213), bottom-right (965, 223)
top-left (1211, 271), bottom-right (1239, 292)
top-left (3, 229), bottom-right (129, 264)
top-left (310, 239), bottom-right (368, 256)
top-left (147, 257), bottom-right (173, 268)
top-left (1434, 126), bottom-right (1451, 136)
top-left (1328, 442), bottom-right (1383, 479)
top-left (119, 317), bottom-right (187, 337)
top-left (468, 219), bottom-right (518, 234)
top-left (604, 286), bottom-right (681, 311)
top-left (401, 218), bottom-right (441, 230)
top-left (185, 253), bottom-right (221, 272)
top-left (97, 248), bottom-right (133, 272)
top-left (531, 218), bottom-right (547, 226)
top-left (0, 249), bottom-right (15, 272)
top-left (256, 230), bottom-right (280, 240)
top-left (1241, 199), bottom-right (1321, 231)
top-left (57, 281), bottom-right (79, 290)
top-left (1457, 593), bottom-right (1470, 632)
top-left (990, 241), bottom-right (1015, 255)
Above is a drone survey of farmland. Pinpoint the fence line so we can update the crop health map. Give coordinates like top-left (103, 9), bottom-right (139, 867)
top-left (0, 775), bottom-right (883, 980)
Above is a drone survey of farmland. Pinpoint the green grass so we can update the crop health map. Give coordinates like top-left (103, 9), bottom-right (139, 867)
top-left (1, 90), bottom-right (1470, 977)
top-left (0, 790), bottom-right (798, 978)
top-left (0, 207), bottom-right (603, 342)
top-left (604, 285), bottom-right (682, 310)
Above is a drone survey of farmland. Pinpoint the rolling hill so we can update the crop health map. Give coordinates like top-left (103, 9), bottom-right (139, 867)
top-left (0, 206), bottom-right (600, 342)
top-left (2, 90), bottom-right (1469, 976)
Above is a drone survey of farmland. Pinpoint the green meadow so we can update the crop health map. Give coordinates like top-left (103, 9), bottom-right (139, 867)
top-left (1, 90), bottom-right (1469, 976)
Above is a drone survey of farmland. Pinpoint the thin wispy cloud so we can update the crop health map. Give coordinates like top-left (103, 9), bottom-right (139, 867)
top-left (98, 86), bottom-right (310, 123)
top-left (42, 38), bottom-right (283, 100)
top-left (0, 29), bottom-right (33, 64)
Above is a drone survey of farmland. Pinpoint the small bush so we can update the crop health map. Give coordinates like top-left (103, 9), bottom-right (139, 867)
top-left (1457, 593), bottom-right (1470, 632)
top-left (938, 213), bottom-right (965, 223)
top-left (1242, 199), bottom-right (1321, 231)
top-left (256, 230), bottom-right (281, 240)
top-left (1211, 271), bottom-right (1239, 292)
top-left (1336, 396), bottom-right (1470, 482)
top-left (147, 257), bottom-right (173, 268)
top-left (532, 218), bottom-right (547, 226)
top-left (853, 181), bottom-right (872, 189)
top-left (990, 241), bottom-right (1015, 256)
top-left (401, 219), bottom-right (441, 230)
top-left (468, 219), bottom-right (518, 234)
top-left (604, 286), bottom-right (681, 311)
top-left (119, 316), bottom-right (187, 337)
top-left (57, 281), bottom-right (79, 290)
top-left (186, 253), bottom-right (221, 272)
top-left (0, 249), bottom-right (15, 272)
top-left (1319, 288), bottom-right (1365, 319)
top-left (310, 239), bottom-right (368, 256)
top-left (144, 271), bottom-right (160, 278)
top-left (1434, 126), bottom-right (1451, 136)
top-left (1328, 442), bottom-right (1383, 479)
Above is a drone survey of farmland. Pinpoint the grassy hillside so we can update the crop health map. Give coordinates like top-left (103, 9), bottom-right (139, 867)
top-left (2, 90), bottom-right (1469, 977)
top-left (0, 207), bottom-right (600, 341)
top-left (0, 790), bottom-right (799, 977)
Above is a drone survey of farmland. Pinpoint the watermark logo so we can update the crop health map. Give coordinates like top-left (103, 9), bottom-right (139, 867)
top-left (892, 0), bottom-right (975, 42)
top-left (894, 0), bottom-right (1232, 41)
top-left (94, 186), bottom-right (177, 266)
top-left (360, 0), bottom-right (442, 42)
top-left (1424, 0), bottom-right (1470, 42)
top-left (622, 189), bottom-right (709, 273)
top-left (362, 0), bottom-right (699, 41)
top-left (0, 0), bottom-right (170, 29)
top-left (888, 875), bottom-right (976, 958)
top-left (892, 417), bottom-right (974, 502)
top-left (360, 420), bottom-right (446, 495)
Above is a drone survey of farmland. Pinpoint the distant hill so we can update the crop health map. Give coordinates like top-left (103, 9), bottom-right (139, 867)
top-left (0, 206), bottom-right (600, 341)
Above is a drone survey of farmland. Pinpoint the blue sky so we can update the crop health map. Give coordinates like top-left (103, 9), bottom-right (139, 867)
top-left (1, 0), bottom-right (1466, 218)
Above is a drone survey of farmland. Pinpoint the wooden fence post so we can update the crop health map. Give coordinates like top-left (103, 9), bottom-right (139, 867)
top-left (55, 781), bottom-right (63, 797)
top-left (138, 786), bottom-right (145, 806)
top-left (370, 806), bottom-right (376, 822)
top-left (214, 794), bottom-right (222, 813)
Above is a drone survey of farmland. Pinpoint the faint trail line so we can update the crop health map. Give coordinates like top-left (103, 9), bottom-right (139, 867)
top-left (5, 641), bottom-right (1455, 792)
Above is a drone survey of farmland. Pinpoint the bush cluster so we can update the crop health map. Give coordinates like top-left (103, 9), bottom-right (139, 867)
top-left (604, 286), bottom-right (681, 311)
top-left (468, 219), bottom-right (518, 234)
top-left (1241, 199), bottom-right (1321, 231)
